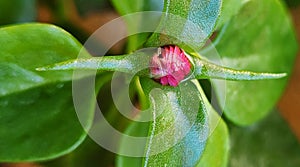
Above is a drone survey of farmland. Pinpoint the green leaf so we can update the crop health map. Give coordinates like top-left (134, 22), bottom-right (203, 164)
top-left (111, 0), bottom-right (163, 51)
top-left (42, 78), bottom-right (133, 167)
top-left (36, 51), bottom-right (151, 76)
top-left (193, 57), bottom-right (286, 80)
top-left (38, 50), bottom-right (286, 83)
top-left (0, 23), bottom-right (95, 161)
top-left (196, 116), bottom-right (229, 167)
top-left (145, 0), bottom-right (222, 51)
top-left (229, 110), bottom-right (300, 166)
top-left (139, 78), bottom-right (209, 166)
top-left (0, 81), bottom-right (95, 162)
top-left (196, 86), bottom-right (229, 167)
top-left (0, 73), bottom-right (111, 162)
top-left (0, 0), bottom-right (36, 25)
top-left (205, 0), bottom-right (298, 125)
top-left (0, 63), bottom-right (44, 96)
top-left (42, 137), bottom-right (113, 167)
top-left (216, 0), bottom-right (247, 29)
top-left (117, 81), bottom-right (229, 167)
top-left (0, 23), bottom-right (90, 97)
top-left (116, 120), bottom-right (149, 167)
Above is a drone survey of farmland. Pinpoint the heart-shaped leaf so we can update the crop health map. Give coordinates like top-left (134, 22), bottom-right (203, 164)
top-left (145, 0), bottom-right (222, 51)
top-left (216, 0), bottom-right (247, 29)
top-left (0, 81), bottom-right (96, 162)
top-left (0, 23), bottom-right (90, 97)
top-left (205, 0), bottom-right (298, 125)
top-left (229, 110), bottom-right (300, 166)
top-left (196, 114), bottom-right (229, 167)
top-left (42, 78), bottom-right (134, 167)
top-left (116, 80), bottom-right (229, 167)
top-left (139, 78), bottom-right (209, 166)
top-left (0, 23), bottom-right (95, 161)
top-left (116, 78), bottom-right (209, 166)
top-left (196, 85), bottom-right (229, 167)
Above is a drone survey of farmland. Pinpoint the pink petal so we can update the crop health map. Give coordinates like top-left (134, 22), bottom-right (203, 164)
top-left (150, 45), bottom-right (192, 87)
top-left (167, 75), bottom-right (179, 86)
top-left (174, 46), bottom-right (181, 57)
top-left (160, 76), bottom-right (169, 85)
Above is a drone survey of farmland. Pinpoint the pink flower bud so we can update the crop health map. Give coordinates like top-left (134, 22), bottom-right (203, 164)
top-left (150, 45), bottom-right (192, 86)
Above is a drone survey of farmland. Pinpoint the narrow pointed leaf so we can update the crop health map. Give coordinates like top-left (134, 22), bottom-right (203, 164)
top-left (145, 0), bottom-right (222, 51)
top-left (193, 58), bottom-right (286, 80)
top-left (36, 51), bottom-right (151, 76)
top-left (204, 0), bottom-right (298, 125)
top-left (40, 53), bottom-right (286, 82)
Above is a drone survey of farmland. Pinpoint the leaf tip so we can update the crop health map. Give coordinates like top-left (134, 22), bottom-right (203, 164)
top-left (35, 67), bottom-right (47, 71)
top-left (35, 65), bottom-right (59, 71)
top-left (272, 72), bottom-right (287, 79)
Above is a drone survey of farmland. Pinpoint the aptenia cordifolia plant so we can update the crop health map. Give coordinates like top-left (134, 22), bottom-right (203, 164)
top-left (0, 0), bottom-right (299, 167)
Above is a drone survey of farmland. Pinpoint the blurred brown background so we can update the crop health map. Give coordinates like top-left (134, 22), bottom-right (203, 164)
top-left (278, 6), bottom-right (300, 141)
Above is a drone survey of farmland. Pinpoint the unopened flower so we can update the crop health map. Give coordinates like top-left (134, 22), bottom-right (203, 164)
top-left (150, 45), bottom-right (192, 86)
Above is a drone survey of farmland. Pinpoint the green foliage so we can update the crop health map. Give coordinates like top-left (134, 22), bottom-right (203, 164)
top-left (0, 24), bottom-right (89, 96)
top-left (193, 57), bottom-right (286, 80)
top-left (229, 111), bottom-right (300, 167)
top-left (196, 86), bottom-right (229, 167)
top-left (0, 0), bottom-right (298, 166)
top-left (44, 137), bottom-right (115, 167)
top-left (0, 0), bottom-right (36, 25)
top-left (0, 82), bottom-right (91, 161)
top-left (117, 79), bottom-right (229, 167)
top-left (0, 24), bottom-right (94, 161)
top-left (145, 0), bottom-right (222, 51)
top-left (216, 0), bottom-right (247, 29)
top-left (207, 0), bottom-right (298, 125)
top-left (139, 79), bottom-right (208, 166)
top-left (36, 51), bottom-right (151, 76)
top-left (111, 0), bottom-right (163, 51)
